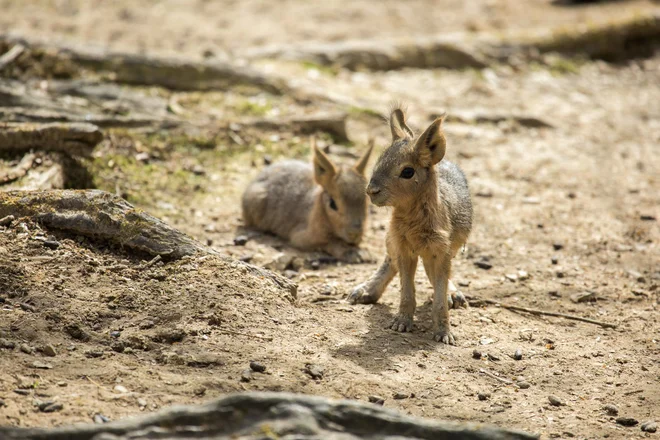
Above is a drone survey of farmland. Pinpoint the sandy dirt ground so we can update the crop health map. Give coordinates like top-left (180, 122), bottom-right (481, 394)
top-left (0, 1), bottom-right (659, 439)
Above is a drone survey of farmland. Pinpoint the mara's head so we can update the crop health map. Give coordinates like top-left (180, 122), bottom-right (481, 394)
top-left (367, 107), bottom-right (447, 208)
top-left (312, 138), bottom-right (373, 245)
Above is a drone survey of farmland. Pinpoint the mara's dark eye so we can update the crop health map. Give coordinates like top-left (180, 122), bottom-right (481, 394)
top-left (329, 198), bottom-right (338, 211)
top-left (400, 167), bottom-right (415, 179)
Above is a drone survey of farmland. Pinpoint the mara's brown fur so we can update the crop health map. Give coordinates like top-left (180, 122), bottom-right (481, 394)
top-left (348, 106), bottom-right (473, 344)
top-left (242, 138), bottom-right (374, 263)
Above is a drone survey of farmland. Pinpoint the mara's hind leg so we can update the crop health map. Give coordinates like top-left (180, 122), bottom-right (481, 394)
top-left (241, 182), bottom-right (268, 229)
top-left (348, 255), bottom-right (398, 304)
top-left (423, 259), bottom-right (466, 310)
top-left (446, 235), bottom-right (469, 309)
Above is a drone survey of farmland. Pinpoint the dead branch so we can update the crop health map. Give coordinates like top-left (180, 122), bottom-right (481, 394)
top-left (480, 368), bottom-right (518, 387)
top-left (1, 33), bottom-right (289, 94)
top-left (467, 296), bottom-right (617, 329)
top-left (0, 392), bottom-right (538, 440)
top-left (244, 37), bottom-right (490, 70)
top-left (243, 112), bottom-right (349, 142)
top-left (244, 12), bottom-right (659, 70)
top-left (0, 107), bottom-right (179, 129)
top-left (433, 110), bottom-right (555, 129)
top-left (0, 153), bottom-right (35, 184)
top-left (0, 44), bottom-right (25, 71)
top-left (0, 122), bottom-right (102, 156)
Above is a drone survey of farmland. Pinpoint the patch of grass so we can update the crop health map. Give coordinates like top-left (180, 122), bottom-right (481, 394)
top-left (301, 60), bottom-right (339, 77)
top-left (348, 106), bottom-right (383, 120)
top-left (547, 56), bottom-right (583, 75)
top-left (235, 100), bottom-right (272, 117)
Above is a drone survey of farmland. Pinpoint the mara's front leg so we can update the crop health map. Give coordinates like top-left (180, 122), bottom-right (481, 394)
top-left (389, 254), bottom-right (417, 332)
top-left (425, 255), bottom-right (456, 345)
top-left (347, 255), bottom-right (397, 304)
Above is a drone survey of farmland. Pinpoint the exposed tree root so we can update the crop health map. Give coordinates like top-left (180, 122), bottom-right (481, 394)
top-left (0, 122), bottom-right (102, 157)
top-left (0, 392), bottom-right (538, 440)
top-left (0, 189), bottom-right (297, 297)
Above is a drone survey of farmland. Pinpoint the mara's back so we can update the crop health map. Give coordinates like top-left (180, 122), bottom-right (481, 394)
top-left (437, 160), bottom-right (473, 250)
top-left (242, 160), bottom-right (317, 238)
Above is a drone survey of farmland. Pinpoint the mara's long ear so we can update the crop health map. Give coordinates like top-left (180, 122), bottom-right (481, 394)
top-left (312, 137), bottom-right (337, 188)
top-left (390, 108), bottom-right (414, 141)
top-left (414, 114), bottom-right (447, 167)
top-left (354, 137), bottom-right (374, 175)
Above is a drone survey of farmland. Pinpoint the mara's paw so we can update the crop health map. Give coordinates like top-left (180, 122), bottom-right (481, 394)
top-left (433, 327), bottom-right (456, 345)
top-left (347, 283), bottom-right (379, 305)
top-left (389, 314), bottom-right (413, 333)
top-left (342, 247), bottom-right (374, 264)
top-left (448, 290), bottom-right (468, 309)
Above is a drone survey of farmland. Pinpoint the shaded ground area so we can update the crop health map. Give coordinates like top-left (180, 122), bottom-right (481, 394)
top-left (0, 1), bottom-right (659, 439)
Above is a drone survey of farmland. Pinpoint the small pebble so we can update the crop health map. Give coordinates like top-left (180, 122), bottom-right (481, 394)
top-left (85, 349), bottom-right (104, 358)
top-left (548, 395), bottom-right (564, 406)
top-left (553, 243), bottom-right (564, 251)
top-left (304, 363), bottom-right (324, 380)
top-left (472, 349), bottom-right (483, 359)
top-left (137, 398), bottom-right (147, 407)
top-left (233, 235), bottom-right (248, 246)
top-left (263, 155), bottom-right (273, 165)
top-left (368, 395), bottom-right (385, 405)
top-left (517, 270), bottom-right (529, 281)
top-left (110, 331), bottom-right (121, 338)
top-left (310, 260), bottom-right (321, 270)
top-left (43, 240), bottom-right (60, 250)
top-left (57, 381), bottom-right (67, 387)
top-left (93, 414), bottom-right (110, 424)
top-left (39, 402), bottom-right (63, 413)
top-left (31, 361), bottom-right (53, 369)
top-left (114, 385), bottom-right (128, 394)
top-left (240, 369), bottom-right (253, 383)
top-left (475, 261), bottom-right (493, 270)
top-left (283, 270), bottom-right (298, 279)
top-left (0, 214), bottom-right (15, 226)
top-left (393, 392), bottom-right (409, 400)
top-left (0, 399), bottom-right (5, 407)
top-left (517, 381), bottom-right (531, 389)
top-left (514, 349), bottom-right (523, 360)
top-left (641, 421), bottom-right (657, 433)
top-left (249, 361), bottom-right (267, 373)
top-left (478, 392), bottom-right (490, 401)
top-left (603, 404), bottom-right (619, 416)
top-left (551, 257), bottom-right (558, 265)
top-left (616, 417), bottom-right (639, 427)
top-left (640, 215), bottom-right (656, 221)
top-left (0, 338), bottom-right (16, 349)
top-left (20, 303), bottom-right (36, 313)
top-left (42, 344), bottom-right (57, 357)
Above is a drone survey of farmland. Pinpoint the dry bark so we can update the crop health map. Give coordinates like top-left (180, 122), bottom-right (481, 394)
top-left (0, 122), bottom-right (102, 156)
top-left (0, 392), bottom-right (538, 440)
top-left (0, 189), bottom-right (297, 296)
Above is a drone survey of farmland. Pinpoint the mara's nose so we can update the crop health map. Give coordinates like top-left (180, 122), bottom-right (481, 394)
top-left (366, 183), bottom-right (381, 196)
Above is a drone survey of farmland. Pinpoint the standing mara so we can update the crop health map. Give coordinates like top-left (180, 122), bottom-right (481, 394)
top-left (349, 107), bottom-right (473, 344)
